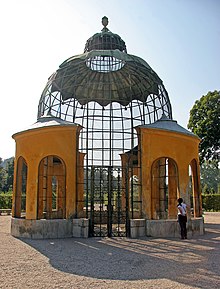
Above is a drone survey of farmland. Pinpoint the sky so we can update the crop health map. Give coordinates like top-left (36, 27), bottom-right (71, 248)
top-left (0, 0), bottom-right (219, 160)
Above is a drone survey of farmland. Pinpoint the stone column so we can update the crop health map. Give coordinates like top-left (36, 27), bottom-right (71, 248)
top-left (168, 159), bottom-right (178, 219)
top-left (77, 152), bottom-right (86, 217)
top-left (151, 160), bottom-right (160, 219)
top-left (14, 158), bottom-right (23, 218)
top-left (191, 159), bottom-right (202, 217)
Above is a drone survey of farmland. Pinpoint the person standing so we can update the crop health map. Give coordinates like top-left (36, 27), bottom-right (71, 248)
top-left (177, 198), bottom-right (187, 239)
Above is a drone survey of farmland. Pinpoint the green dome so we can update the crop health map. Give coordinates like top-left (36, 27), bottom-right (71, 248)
top-left (84, 16), bottom-right (127, 52)
top-left (46, 50), bottom-right (163, 106)
top-left (38, 17), bottom-right (172, 122)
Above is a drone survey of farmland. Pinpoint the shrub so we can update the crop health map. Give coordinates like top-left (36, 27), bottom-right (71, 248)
top-left (0, 192), bottom-right (26, 210)
top-left (0, 191), bottom-right (13, 209)
top-left (202, 194), bottom-right (220, 211)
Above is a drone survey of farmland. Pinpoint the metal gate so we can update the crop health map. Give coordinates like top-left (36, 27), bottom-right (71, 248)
top-left (85, 166), bottom-right (129, 237)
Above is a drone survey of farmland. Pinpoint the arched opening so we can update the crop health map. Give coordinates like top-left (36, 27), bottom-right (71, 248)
top-left (14, 157), bottom-right (27, 218)
top-left (151, 157), bottom-right (179, 219)
top-left (190, 159), bottom-right (202, 217)
top-left (37, 156), bottom-right (66, 219)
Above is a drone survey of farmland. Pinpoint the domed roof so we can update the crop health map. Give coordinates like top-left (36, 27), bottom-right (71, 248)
top-left (39, 17), bottom-right (171, 110)
top-left (38, 17), bottom-right (172, 123)
top-left (84, 16), bottom-right (127, 53)
top-left (44, 50), bottom-right (163, 107)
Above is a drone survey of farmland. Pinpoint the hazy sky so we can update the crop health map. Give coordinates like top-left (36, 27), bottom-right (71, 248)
top-left (1, 0), bottom-right (219, 159)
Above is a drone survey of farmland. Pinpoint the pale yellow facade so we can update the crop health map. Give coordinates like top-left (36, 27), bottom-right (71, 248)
top-left (12, 122), bottom-right (81, 220)
top-left (11, 118), bottom-right (203, 239)
top-left (137, 125), bottom-right (202, 221)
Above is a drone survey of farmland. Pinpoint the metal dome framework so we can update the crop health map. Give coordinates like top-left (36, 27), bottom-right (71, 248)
top-left (37, 17), bottom-right (173, 237)
top-left (38, 88), bottom-right (171, 168)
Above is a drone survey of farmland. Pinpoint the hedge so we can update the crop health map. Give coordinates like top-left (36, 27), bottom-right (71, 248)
top-left (0, 192), bottom-right (13, 209)
top-left (202, 194), bottom-right (220, 212)
top-left (0, 192), bottom-right (26, 210)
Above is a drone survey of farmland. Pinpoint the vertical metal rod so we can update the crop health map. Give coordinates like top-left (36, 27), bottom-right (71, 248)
top-left (90, 166), bottom-right (95, 236)
top-left (125, 167), bottom-right (130, 237)
top-left (117, 168), bottom-right (121, 236)
top-left (85, 104), bottom-right (89, 219)
top-left (99, 167), bottom-right (102, 237)
top-left (107, 166), bottom-right (112, 237)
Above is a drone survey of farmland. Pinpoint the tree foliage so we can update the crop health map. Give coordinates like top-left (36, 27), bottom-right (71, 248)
top-left (200, 160), bottom-right (220, 194)
top-left (0, 157), bottom-right (14, 192)
top-left (0, 157), bottom-right (3, 191)
top-left (188, 90), bottom-right (220, 163)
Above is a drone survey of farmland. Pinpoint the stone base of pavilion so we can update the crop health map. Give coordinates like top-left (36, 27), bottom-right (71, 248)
top-left (11, 218), bottom-right (89, 239)
top-left (129, 217), bottom-right (204, 238)
top-left (145, 217), bottom-right (204, 238)
top-left (11, 217), bottom-right (204, 239)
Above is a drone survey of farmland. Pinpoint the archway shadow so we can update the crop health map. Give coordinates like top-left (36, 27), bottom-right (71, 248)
top-left (21, 219), bottom-right (220, 289)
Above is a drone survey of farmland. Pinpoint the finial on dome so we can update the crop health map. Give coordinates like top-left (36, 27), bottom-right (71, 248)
top-left (101, 16), bottom-right (109, 32)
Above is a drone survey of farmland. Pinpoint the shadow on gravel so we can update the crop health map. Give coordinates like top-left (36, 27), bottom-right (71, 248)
top-left (22, 219), bottom-right (220, 289)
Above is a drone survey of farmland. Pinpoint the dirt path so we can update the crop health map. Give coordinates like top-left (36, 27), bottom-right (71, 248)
top-left (0, 213), bottom-right (220, 289)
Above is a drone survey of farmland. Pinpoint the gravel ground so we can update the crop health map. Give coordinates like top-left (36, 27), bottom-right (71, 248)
top-left (0, 213), bottom-right (220, 289)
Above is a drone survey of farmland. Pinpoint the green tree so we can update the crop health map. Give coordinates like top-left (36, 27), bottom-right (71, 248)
top-left (0, 158), bottom-right (14, 192)
top-left (4, 158), bottom-right (14, 192)
top-left (188, 90), bottom-right (220, 163)
top-left (0, 157), bottom-right (4, 191)
top-left (200, 160), bottom-right (220, 194)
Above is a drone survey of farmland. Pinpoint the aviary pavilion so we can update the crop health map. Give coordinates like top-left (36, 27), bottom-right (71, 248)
top-left (11, 17), bottom-right (204, 238)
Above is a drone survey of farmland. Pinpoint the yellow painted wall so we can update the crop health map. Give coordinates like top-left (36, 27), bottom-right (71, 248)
top-left (12, 124), bottom-right (81, 220)
top-left (136, 126), bottom-right (200, 219)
